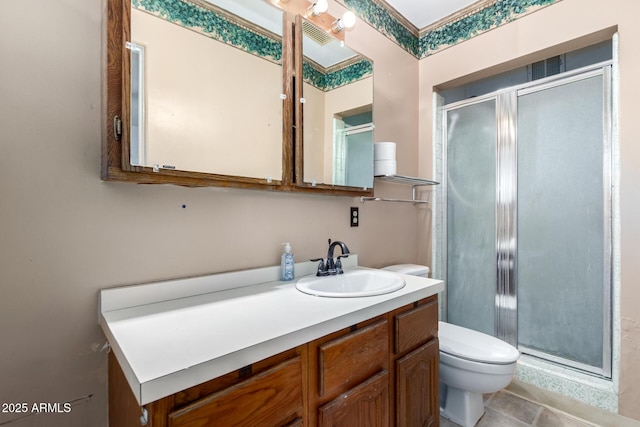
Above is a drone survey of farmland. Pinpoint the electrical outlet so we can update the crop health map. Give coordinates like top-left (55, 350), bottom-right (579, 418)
top-left (350, 207), bottom-right (359, 227)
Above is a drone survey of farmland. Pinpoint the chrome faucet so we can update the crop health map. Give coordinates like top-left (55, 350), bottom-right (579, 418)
top-left (311, 239), bottom-right (350, 276)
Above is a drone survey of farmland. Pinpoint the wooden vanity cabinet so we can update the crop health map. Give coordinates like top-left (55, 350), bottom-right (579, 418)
top-left (309, 316), bottom-right (390, 426)
top-left (167, 356), bottom-right (304, 426)
top-left (108, 295), bottom-right (439, 427)
top-left (390, 296), bottom-right (440, 427)
top-left (108, 346), bottom-right (306, 427)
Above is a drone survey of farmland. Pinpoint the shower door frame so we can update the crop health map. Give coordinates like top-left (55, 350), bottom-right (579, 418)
top-left (440, 62), bottom-right (613, 378)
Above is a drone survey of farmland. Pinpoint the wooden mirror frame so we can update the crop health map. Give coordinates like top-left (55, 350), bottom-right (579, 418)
top-left (103, 0), bottom-right (374, 197)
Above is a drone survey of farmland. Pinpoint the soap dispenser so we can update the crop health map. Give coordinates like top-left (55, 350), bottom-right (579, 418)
top-left (280, 243), bottom-right (295, 281)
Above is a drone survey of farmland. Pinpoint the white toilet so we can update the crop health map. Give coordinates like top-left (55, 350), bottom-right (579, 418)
top-left (383, 265), bottom-right (520, 427)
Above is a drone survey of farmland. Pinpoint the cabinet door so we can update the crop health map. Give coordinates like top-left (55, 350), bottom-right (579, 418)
top-left (167, 357), bottom-right (303, 427)
top-left (318, 370), bottom-right (389, 427)
top-left (395, 339), bottom-right (439, 427)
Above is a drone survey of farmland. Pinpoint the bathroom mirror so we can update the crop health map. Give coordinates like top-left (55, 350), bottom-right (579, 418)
top-left (129, 0), bottom-right (284, 181)
top-left (297, 18), bottom-right (374, 190)
top-left (104, 0), bottom-right (374, 196)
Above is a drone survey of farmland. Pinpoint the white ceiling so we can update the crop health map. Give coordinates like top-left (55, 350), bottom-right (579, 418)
top-left (384, 0), bottom-right (479, 29)
top-left (211, 0), bottom-right (480, 36)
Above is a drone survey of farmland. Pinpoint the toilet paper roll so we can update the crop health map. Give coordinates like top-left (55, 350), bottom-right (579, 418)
top-left (374, 142), bottom-right (396, 161)
top-left (374, 160), bottom-right (397, 176)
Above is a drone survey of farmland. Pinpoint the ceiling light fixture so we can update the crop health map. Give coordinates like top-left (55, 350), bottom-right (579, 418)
top-left (331, 11), bottom-right (356, 33)
top-left (307, 0), bottom-right (329, 17)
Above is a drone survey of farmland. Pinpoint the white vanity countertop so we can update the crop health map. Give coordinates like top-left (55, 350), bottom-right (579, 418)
top-left (99, 257), bottom-right (444, 405)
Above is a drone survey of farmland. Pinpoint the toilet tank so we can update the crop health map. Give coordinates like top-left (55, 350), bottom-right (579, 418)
top-left (382, 264), bottom-right (430, 278)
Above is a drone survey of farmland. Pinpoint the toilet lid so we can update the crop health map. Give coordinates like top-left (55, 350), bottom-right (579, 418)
top-left (439, 321), bottom-right (520, 365)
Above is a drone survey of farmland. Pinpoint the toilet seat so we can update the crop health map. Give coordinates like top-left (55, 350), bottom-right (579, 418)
top-left (439, 321), bottom-right (520, 365)
top-left (440, 350), bottom-right (517, 376)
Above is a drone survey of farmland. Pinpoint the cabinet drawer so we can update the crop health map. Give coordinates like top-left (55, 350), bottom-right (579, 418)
top-left (394, 299), bottom-right (438, 354)
top-left (167, 356), bottom-right (303, 427)
top-left (318, 370), bottom-right (389, 427)
top-left (318, 319), bottom-right (388, 396)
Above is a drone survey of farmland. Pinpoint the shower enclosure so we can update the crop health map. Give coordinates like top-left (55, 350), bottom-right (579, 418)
top-left (441, 63), bottom-right (613, 377)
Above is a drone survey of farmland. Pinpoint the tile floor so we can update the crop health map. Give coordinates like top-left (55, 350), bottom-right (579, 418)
top-left (440, 391), bottom-right (601, 427)
top-left (440, 384), bottom-right (640, 427)
top-left (504, 381), bottom-right (640, 427)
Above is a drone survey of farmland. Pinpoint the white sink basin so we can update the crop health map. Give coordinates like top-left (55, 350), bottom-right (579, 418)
top-left (295, 269), bottom-right (405, 298)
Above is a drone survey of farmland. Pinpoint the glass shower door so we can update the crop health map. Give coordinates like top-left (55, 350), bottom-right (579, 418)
top-left (446, 99), bottom-right (497, 336)
top-left (516, 70), bottom-right (611, 375)
top-left (442, 65), bottom-right (612, 377)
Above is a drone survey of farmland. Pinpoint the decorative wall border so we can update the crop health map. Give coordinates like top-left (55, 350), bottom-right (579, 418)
top-left (342, 0), bottom-right (419, 56)
top-left (133, 0), bottom-right (564, 73)
top-left (418, 0), bottom-right (560, 58)
top-left (339, 0), bottom-right (563, 59)
top-left (134, 0), bottom-right (372, 91)
top-left (132, 0), bottom-right (283, 64)
top-left (303, 57), bottom-right (373, 91)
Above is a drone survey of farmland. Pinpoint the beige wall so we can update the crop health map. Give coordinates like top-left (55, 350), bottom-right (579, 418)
top-left (418, 0), bottom-right (640, 420)
top-left (0, 0), bottom-right (420, 426)
top-left (302, 82), bottom-right (326, 183)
